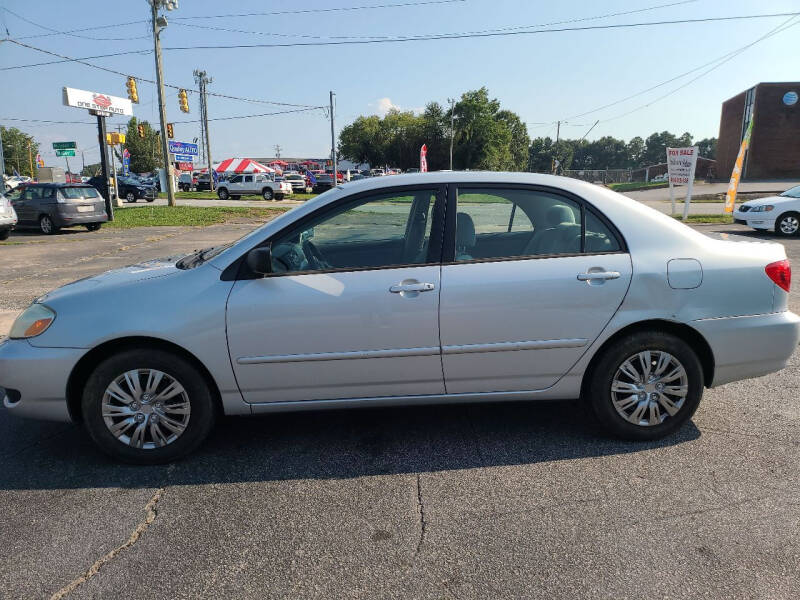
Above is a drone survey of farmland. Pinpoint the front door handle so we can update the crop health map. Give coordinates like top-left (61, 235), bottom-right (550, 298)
top-left (390, 282), bottom-right (436, 293)
top-left (577, 271), bottom-right (621, 281)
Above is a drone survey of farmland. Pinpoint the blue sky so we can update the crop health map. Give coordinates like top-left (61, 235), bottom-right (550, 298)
top-left (1, 0), bottom-right (798, 168)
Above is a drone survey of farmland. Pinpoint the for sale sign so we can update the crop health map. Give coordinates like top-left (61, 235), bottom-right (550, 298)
top-left (666, 146), bottom-right (698, 186)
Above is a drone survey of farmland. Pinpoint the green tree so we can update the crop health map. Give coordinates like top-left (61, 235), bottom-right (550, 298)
top-left (81, 162), bottom-right (102, 177)
top-left (124, 117), bottom-right (162, 174)
top-left (1, 126), bottom-right (39, 178)
top-left (696, 137), bottom-right (717, 159)
top-left (626, 136), bottom-right (645, 167)
top-left (495, 110), bottom-right (531, 171)
top-left (339, 114), bottom-right (385, 167)
top-left (453, 88), bottom-right (509, 170)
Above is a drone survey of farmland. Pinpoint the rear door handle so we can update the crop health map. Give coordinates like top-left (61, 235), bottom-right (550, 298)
top-left (577, 271), bottom-right (620, 281)
top-left (390, 282), bottom-right (436, 293)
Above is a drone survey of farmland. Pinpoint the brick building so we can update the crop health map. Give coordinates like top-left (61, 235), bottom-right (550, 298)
top-left (716, 82), bottom-right (800, 180)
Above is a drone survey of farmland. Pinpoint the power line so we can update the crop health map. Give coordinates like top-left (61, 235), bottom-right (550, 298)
top-left (1, 7), bottom-right (149, 41)
top-left (565, 14), bottom-right (800, 121)
top-left (173, 107), bottom-right (323, 124)
top-left (173, 0), bottom-right (466, 20)
top-left (2, 39), bottom-right (326, 109)
top-left (161, 12), bottom-right (800, 50)
top-left (170, 0), bottom-right (697, 42)
top-left (1, 117), bottom-right (96, 125)
top-left (6, 0), bottom-right (465, 41)
top-left (595, 15), bottom-right (800, 124)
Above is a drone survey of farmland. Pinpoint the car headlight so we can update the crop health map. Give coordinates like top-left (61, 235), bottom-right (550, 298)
top-left (9, 304), bottom-right (56, 339)
top-left (751, 205), bottom-right (775, 212)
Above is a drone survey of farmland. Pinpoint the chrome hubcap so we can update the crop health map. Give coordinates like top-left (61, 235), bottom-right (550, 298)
top-left (41, 218), bottom-right (51, 233)
top-left (780, 216), bottom-right (799, 234)
top-left (102, 369), bottom-right (191, 449)
top-left (610, 350), bottom-right (689, 427)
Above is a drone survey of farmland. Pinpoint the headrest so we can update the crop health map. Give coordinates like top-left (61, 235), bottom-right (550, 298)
top-left (546, 205), bottom-right (576, 227)
top-left (456, 212), bottom-right (476, 248)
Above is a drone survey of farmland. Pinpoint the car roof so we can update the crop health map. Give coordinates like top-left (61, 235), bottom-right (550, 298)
top-left (25, 182), bottom-right (94, 187)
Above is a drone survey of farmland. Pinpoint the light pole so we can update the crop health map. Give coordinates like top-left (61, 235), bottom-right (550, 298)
top-left (150, 0), bottom-right (178, 206)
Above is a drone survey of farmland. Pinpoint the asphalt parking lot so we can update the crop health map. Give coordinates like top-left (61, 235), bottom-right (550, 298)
top-left (1, 222), bottom-right (799, 599)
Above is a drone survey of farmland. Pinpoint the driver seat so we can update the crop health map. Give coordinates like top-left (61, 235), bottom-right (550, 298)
top-left (456, 212), bottom-right (476, 260)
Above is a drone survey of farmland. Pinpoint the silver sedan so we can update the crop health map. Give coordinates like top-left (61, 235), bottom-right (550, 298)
top-left (2, 172), bottom-right (798, 463)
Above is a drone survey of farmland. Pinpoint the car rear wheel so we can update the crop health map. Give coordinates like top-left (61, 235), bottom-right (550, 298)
top-left (586, 331), bottom-right (703, 440)
top-left (776, 212), bottom-right (800, 237)
top-left (262, 188), bottom-right (273, 200)
top-left (125, 192), bottom-right (136, 203)
top-left (39, 215), bottom-right (59, 235)
top-left (82, 349), bottom-right (217, 464)
top-left (0, 229), bottom-right (9, 240)
top-left (85, 223), bottom-right (102, 232)
top-left (217, 188), bottom-right (229, 200)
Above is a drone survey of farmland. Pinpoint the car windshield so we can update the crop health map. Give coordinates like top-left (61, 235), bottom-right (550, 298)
top-left (780, 185), bottom-right (800, 198)
top-left (61, 186), bottom-right (100, 199)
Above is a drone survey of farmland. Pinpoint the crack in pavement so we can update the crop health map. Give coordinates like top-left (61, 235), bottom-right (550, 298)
top-left (49, 488), bottom-right (165, 600)
top-left (415, 474), bottom-right (427, 557)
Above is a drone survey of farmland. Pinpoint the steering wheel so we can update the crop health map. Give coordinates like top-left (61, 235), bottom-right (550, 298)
top-left (302, 240), bottom-right (332, 270)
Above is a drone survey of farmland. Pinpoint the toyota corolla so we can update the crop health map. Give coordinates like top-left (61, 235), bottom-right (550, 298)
top-left (1, 172), bottom-right (798, 463)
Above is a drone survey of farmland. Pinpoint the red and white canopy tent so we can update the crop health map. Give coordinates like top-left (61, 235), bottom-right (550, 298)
top-left (214, 158), bottom-right (275, 174)
top-left (268, 159), bottom-right (288, 168)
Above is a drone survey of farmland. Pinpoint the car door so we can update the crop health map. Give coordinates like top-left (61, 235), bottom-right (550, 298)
top-left (439, 184), bottom-right (632, 393)
top-left (17, 187), bottom-right (41, 225)
top-left (226, 185), bottom-right (446, 404)
top-left (227, 175), bottom-right (243, 194)
top-left (241, 174), bottom-right (255, 194)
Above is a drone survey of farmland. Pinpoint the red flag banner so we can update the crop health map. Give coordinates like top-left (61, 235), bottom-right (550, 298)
top-left (420, 144), bottom-right (428, 173)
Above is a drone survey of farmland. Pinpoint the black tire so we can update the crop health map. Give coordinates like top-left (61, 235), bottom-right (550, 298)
top-left (146, 197), bottom-right (155, 203)
top-left (275, 194), bottom-right (284, 201)
top-left (585, 331), bottom-right (704, 440)
top-left (775, 211), bottom-right (800, 237)
top-left (82, 349), bottom-right (217, 464)
top-left (231, 195), bottom-right (241, 200)
top-left (217, 188), bottom-right (229, 200)
top-left (262, 188), bottom-right (274, 201)
top-left (125, 192), bottom-right (136, 203)
top-left (85, 223), bottom-right (102, 232)
top-left (0, 229), bottom-right (9, 240)
top-left (39, 214), bottom-right (59, 235)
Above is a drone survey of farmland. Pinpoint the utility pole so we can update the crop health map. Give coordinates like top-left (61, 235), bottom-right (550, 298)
top-left (329, 91), bottom-right (337, 187)
top-left (0, 127), bottom-right (5, 179)
top-left (81, 150), bottom-right (86, 173)
top-left (27, 140), bottom-right (34, 179)
top-left (193, 69), bottom-right (214, 191)
top-left (274, 144), bottom-right (282, 158)
top-left (150, 0), bottom-right (177, 206)
top-left (552, 120), bottom-right (562, 175)
top-left (448, 97), bottom-right (456, 170)
top-left (96, 114), bottom-right (114, 220)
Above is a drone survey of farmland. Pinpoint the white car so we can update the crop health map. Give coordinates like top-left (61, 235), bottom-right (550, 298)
top-left (733, 185), bottom-right (800, 236)
top-left (0, 193), bottom-right (18, 240)
top-left (3, 175), bottom-right (31, 192)
top-left (651, 173), bottom-right (669, 183)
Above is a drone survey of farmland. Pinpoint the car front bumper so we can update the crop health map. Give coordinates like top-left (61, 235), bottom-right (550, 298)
top-left (692, 310), bottom-right (800, 387)
top-left (0, 338), bottom-right (84, 422)
top-left (732, 210), bottom-right (776, 230)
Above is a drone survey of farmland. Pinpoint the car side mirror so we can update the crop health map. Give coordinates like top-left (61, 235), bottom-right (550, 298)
top-left (246, 246), bottom-right (273, 276)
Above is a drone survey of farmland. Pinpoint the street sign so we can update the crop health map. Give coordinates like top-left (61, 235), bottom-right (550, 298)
top-left (52, 141), bottom-right (77, 150)
top-left (55, 149), bottom-right (76, 157)
top-left (174, 153), bottom-right (196, 162)
top-left (62, 87), bottom-right (133, 116)
top-left (168, 141), bottom-right (199, 156)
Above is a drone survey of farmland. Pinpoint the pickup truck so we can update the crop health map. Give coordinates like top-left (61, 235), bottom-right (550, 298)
top-left (216, 173), bottom-right (292, 201)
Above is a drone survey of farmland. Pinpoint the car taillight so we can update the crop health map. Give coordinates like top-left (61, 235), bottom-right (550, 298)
top-left (765, 259), bottom-right (791, 292)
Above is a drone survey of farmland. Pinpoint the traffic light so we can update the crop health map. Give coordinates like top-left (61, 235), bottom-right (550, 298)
top-left (137, 124), bottom-right (145, 138)
top-left (178, 89), bottom-right (189, 113)
top-left (105, 132), bottom-right (126, 145)
top-left (126, 77), bottom-right (139, 103)
top-left (167, 123), bottom-right (174, 139)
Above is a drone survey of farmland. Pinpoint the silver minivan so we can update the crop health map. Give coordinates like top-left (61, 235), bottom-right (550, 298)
top-left (9, 184), bottom-right (108, 234)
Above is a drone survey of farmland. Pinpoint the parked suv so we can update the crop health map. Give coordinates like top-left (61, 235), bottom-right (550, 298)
top-left (0, 192), bottom-right (18, 240)
top-left (9, 183), bottom-right (108, 234)
top-left (178, 173), bottom-right (195, 192)
top-left (216, 173), bottom-right (292, 201)
top-left (87, 176), bottom-right (156, 203)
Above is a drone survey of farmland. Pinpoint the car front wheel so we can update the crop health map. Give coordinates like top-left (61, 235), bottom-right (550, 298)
top-left (586, 331), bottom-right (703, 440)
top-left (125, 192), bottom-right (136, 203)
top-left (776, 212), bottom-right (800, 237)
top-left (82, 349), bottom-right (217, 464)
top-left (217, 188), bottom-right (229, 200)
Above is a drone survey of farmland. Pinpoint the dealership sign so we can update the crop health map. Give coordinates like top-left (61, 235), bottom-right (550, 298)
top-left (62, 87), bottom-right (133, 116)
top-left (168, 141), bottom-right (199, 156)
